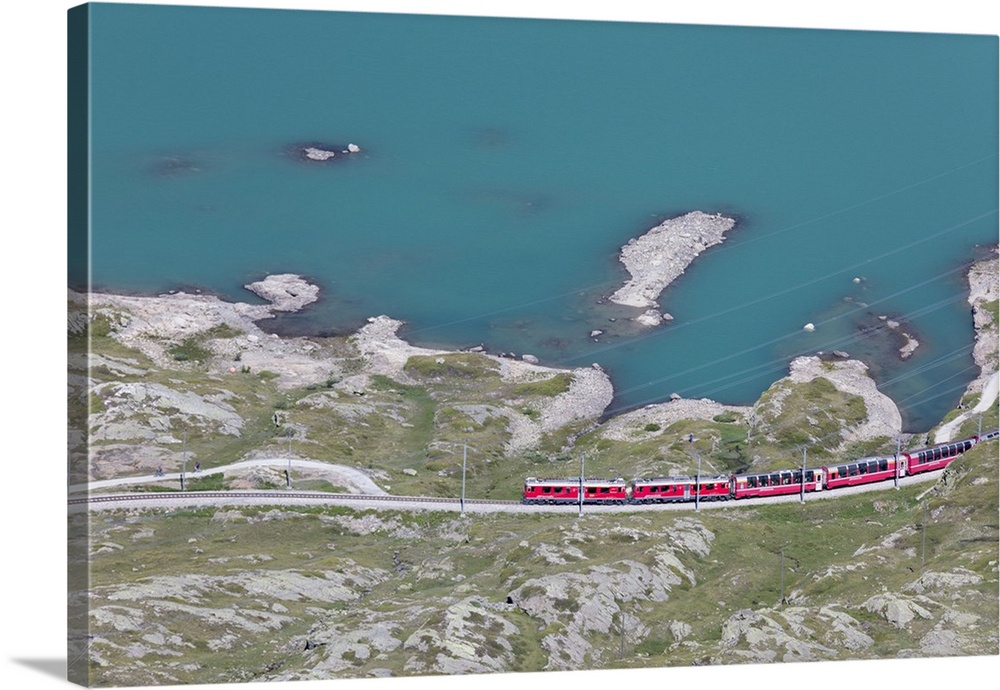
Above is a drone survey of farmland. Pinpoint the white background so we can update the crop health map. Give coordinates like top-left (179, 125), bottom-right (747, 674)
top-left (0, 2), bottom-right (997, 689)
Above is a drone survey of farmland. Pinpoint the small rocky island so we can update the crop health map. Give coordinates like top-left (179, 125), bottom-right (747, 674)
top-left (292, 141), bottom-right (363, 162)
top-left (610, 211), bottom-right (736, 326)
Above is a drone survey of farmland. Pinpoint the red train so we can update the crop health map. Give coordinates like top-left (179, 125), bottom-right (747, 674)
top-left (631, 475), bottom-right (731, 503)
top-left (521, 476), bottom-right (629, 505)
top-left (522, 431), bottom-right (997, 506)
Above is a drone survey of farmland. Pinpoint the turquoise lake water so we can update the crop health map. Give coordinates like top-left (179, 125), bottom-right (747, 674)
top-left (81, 3), bottom-right (999, 432)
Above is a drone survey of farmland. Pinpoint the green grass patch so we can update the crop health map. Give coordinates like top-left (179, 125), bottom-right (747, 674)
top-left (981, 299), bottom-right (998, 328)
top-left (169, 337), bottom-right (213, 363)
top-left (404, 353), bottom-right (500, 380)
top-left (203, 323), bottom-right (243, 339)
top-left (183, 473), bottom-right (228, 491)
top-left (513, 373), bottom-right (573, 397)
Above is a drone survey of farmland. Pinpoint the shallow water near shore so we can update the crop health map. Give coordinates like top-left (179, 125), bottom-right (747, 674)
top-left (82, 5), bottom-right (998, 432)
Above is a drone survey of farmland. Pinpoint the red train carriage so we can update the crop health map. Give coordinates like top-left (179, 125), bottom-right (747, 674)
top-left (732, 468), bottom-right (823, 499)
top-left (904, 437), bottom-right (976, 475)
top-left (822, 455), bottom-right (902, 490)
top-left (522, 477), bottom-right (628, 505)
top-left (630, 476), bottom-right (730, 503)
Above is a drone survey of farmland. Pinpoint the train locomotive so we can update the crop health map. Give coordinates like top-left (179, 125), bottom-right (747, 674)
top-left (522, 431), bottom-right (997, 506)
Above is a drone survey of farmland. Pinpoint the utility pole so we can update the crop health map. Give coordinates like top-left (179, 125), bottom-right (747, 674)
top-left (978, 414), bottom-right (983, 439)
top-left (695, 452), bottom-right (701, 512)
top-left (921, 502), bottom-right (927, 568)
top-left (181, 429), bottom-right (187, 492)
top-left (461, 443), bottom-right (467, 515)
top-left (286, 431), bottom-right (292, 489)
top-left (894, 435), bottom-right (901, 490)
top-left (779, 548), bottom-right (785, 606)
top-left (579, 454), bottom-right (585, 517)
top-left (800, 446), bottom-right (807, 504)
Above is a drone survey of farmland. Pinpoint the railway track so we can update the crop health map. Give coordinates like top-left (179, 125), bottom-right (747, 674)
top-left (68, 468), bottom-right (948, 515)
top-left (70, 491), bottom-right (519, 508)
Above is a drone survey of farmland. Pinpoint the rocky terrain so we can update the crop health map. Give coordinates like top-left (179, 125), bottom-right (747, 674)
top-left (964, 249), bottom-right (999, 394)
top-left (71, 275), bottom-right (614, 489)
top-left (70, 246), bottom-right (998, 686)
top-left (78, 435), bottom-right (998, 684)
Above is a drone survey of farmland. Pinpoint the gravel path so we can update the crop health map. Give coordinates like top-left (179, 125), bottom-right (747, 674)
top-left (934, 371), bottom-right (999, 443)
top-left (69, 458), bottom-right (386, 496)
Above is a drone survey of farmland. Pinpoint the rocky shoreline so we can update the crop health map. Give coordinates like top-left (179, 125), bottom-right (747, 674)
top-left (79, 276), bottom-right (615, 460)
top-left (78, 244), bottom-right (997, 472)
top-left (964, 248), bottom-right (998, 395)
top-left (609, 211), bottom-right (737, 326)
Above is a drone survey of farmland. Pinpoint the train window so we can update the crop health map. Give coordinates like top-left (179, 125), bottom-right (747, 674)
top-left (933, 448), bottom-right (941, 460)
top-left (848, 465), bottom-right (857, 476)
top-left (879, 460), bottom-right (888, 472)
top-left (586, 487), bottom-right (596, 494)
top-left (964, 440), bottom-right (973, 451)
top-left (543, 487), bottom-right (551, 494)
top-left (747, 477), bottom-right (757, 488)
top-left (806, 470), bottom-right (815, 482)
top-left (770, 474), bottom-right (780, 485)
top-left (601, 487), bottom-right (609, 494)
top-left (554, 487), bottom-right (562, 493)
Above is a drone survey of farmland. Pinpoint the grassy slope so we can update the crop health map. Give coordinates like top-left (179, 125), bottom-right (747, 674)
top-left (84, 437), bottom-right (998, 685)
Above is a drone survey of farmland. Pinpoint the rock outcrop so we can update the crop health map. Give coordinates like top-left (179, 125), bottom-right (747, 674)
top-left (610, 211), bottom-right (736, 324)
top-left (244, 274), bottom-right (320, 312)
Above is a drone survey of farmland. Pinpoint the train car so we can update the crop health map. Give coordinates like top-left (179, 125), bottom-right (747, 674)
top-left (522, 477), bottom-right (628, 505)
top-left (732, 467), bottom-right (824, 499)
top-left (822, 455), bottom-right (901, 490)
top-left (904, 437), bottom-right (976, 475)
top-left (630, 476), bottom-right (730, 504)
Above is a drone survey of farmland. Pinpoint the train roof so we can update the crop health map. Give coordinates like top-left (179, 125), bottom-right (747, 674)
top-left (524, 477), bottom-right (626, 485)
top-left (524, 477), bottom-right (628, 487)
top-left (632, 475), bottom-right (729, 484)
top-left (733, 467), bottom-right (824, 479)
